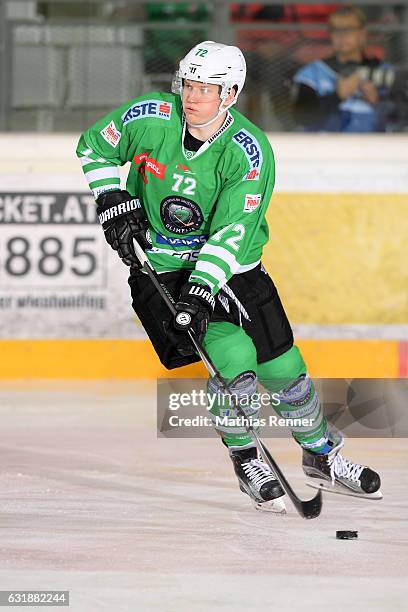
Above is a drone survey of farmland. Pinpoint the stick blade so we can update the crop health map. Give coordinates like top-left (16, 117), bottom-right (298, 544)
top-left (297, 488), bottom-right (323, 519)
top-left (259, 441), bottom-right (323, 519)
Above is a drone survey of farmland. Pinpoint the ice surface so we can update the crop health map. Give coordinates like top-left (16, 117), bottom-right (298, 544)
top-left (0, 381), bottom-right (407, 612)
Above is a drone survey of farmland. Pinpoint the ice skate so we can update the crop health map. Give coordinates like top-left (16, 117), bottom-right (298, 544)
top-left (230, 445), bottom-right (287, 513)
top-left (303, 430), bottom-right (382, 500)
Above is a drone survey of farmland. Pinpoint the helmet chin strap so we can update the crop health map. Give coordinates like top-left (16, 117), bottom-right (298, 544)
top-left (184, 98), bottom-right (236, 130)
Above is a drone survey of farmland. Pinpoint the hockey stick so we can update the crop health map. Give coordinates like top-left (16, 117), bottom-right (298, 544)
top-left (132, 237), bottom-right (322, 519)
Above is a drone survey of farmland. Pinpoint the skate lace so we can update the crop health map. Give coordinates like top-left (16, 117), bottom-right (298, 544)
top-left (328, 452), bottom-right (364, 485)
top-left (242, 459), bottom-right (276, 491)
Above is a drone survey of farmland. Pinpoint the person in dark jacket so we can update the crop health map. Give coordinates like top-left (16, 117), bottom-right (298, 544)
top-left (292, 4), bottom-right (394, 132)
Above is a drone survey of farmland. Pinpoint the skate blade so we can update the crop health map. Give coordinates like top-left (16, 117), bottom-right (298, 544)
top-left (252, 497), bottom-right (287, 513)
top-left (306, 478), bottom-right (383, 500)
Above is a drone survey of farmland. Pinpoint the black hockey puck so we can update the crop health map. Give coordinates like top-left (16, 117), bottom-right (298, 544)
top-left (336, 530), bottom-right (358, 540)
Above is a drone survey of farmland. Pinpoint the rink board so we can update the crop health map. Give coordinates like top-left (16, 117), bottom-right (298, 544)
top-left (0, 135), bottom-right (406, 379)
top-left (265, 193), bottom-right (407, 324)
top-left (1, 134), bottom-right (407, 340)
top-left (0, 192), bottom-right (405, 338)
top-left (0, 338), bottom-right (406, 379)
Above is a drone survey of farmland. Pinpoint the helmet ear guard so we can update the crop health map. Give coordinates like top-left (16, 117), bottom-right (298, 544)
top-left (219, 83), bottom-right (235, 102)
top-left (171, 71), bottom-right (183, 96)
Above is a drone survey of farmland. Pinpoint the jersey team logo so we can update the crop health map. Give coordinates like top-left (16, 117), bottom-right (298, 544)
top-left (244, 194), bottom-right (261, 213)
top-left (122, 99), bottom-right (173, 125)
top-left (232, 129), bottom-right (263, 180)
top-left (134, 152), bottom-right (166, 183)
top-left (100, 121), bottom-right (121, 148)
top-left (160, 196), bottom-right (204, 235)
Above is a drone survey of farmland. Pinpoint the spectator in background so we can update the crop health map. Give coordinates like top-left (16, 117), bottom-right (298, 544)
top-left (230, 3), bottom-right (341, 130)
top-left (292, 4), bottom-right (395, 132)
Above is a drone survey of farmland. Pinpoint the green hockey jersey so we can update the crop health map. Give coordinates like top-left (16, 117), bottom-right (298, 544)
top-left (77, 92), bottom-right (275, 295)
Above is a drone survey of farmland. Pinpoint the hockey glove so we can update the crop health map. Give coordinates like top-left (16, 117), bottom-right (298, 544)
top-left (171, 283), bottom-right (215, 356)
top-left (96, 190), bottom-right (149, 266)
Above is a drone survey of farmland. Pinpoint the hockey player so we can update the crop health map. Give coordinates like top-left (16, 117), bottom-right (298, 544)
top-left (77, 40), bottom-right (381, 511)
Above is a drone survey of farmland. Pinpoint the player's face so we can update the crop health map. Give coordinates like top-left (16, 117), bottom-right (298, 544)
top-left (182, 80), bottom-right (223, 125)
top-left (329, 15), bottom-right (366, 57)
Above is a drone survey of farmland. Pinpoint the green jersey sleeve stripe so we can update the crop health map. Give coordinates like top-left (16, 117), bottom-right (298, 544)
top-left (198, 253), bottom-right (231, 278)
top-left (85, 167), bottom-right (120, 184)
top-left (189, 271), bottom-right (217, 291)
top-left (81, 161), bottom-right (117, 175)
top-left (194, 260), bottom-right (227, 287)
top-left (89, 176), bottom-right (120, 188)
top-left (199, 244), bottom-right (238, 271)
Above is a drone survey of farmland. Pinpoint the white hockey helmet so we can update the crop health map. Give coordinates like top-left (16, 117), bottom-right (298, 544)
top-left (172, 40), bottom-right (246, 110)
